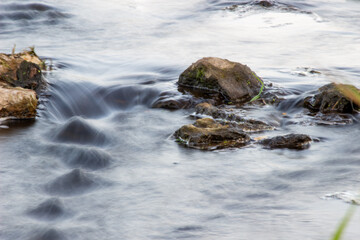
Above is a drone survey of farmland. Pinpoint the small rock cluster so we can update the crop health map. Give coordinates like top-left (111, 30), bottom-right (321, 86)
top-left (165, 57), bottom-right (359, 150)
top-left (0, 49), bottom-right (46, 119)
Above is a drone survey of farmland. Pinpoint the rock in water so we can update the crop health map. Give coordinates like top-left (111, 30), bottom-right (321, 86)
top-left (0, 49), bottom-right (45, 91)
top-left (178, 57), bottom-right (262, 103)
top-left (0, 49), bottom-right (45, 119)
top-left (174, 118), bottom-right (250, 150)
top-left (29, 228), bottom-right (66, 240)
top-left (304, 83), bottom-right (360, 114)
top-left (152, 93), bottom-right (201, 110)
top-left (259, 134), bottom-right (312, 150)
top-left (45, 169), bottom-right (98, 196)
top-left (195, 102), bottom-right (274, 132)
top-left (27, 198), bottom-right (65, 220)
top-left (0, 83), bottom-right (38, 119)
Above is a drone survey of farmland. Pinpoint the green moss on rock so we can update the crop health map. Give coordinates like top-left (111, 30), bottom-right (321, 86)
top-left (174, 118), bottom-right (250, 150)
top-left (178, 57), bottom-right (262, 103)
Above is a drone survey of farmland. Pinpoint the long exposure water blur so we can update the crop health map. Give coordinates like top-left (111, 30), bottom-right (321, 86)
top-left (1, 0), bottom-right (360, 239)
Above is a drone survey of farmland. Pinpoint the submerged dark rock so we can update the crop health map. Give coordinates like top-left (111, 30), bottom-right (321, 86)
top-left (195, 102), bottom-right (235, 119)
top-left (63, 147), bottom-right (112, 170)
top-left (52, 117), bottom-right (109, 146)
top-left (304, 83), bottom-right (360, 114)
top-left (174, 118), bottom-right (250, 150)
top-left (259, 134), bottom-right (312, 150)
top-left (178, 57), bottom-right (262, 103)
top-left (45, 169), bottom-right (99, 196)
top-left (152, 92), bottom-right (202, 110)
top-left (152, 97), bottom-right (188, 110)
top-left (195, 103), bottom-right (275, 132)
top-left (27, 198), bottom-right (65, 220)
top-left (29, 228), bottom-right (66, 240)
top-left (312, 113), bottom-right (355, 126)
top-left (99, 85), bottom-right (160, 110)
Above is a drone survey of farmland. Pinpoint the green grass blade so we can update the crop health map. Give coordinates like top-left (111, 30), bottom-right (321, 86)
top-left (250, 72), bottom-right (264, 102)
top-left (331, 205), bottom-right (356, 240)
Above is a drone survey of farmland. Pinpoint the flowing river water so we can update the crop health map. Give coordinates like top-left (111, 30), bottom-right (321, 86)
top-left (1, 0), bottom-right (360, 239)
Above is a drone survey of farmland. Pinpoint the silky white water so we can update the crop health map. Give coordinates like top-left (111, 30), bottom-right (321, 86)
top-left (1, 1), bottom-right (360, 239)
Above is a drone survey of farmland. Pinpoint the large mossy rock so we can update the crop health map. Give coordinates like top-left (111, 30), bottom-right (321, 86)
top-left (0, 83), bottom-right (38, 119)
top-left (174, 118), bottom-right (250, 150)
top-left (178, 57), bottom-right (261, 103)
top-left (304, 83), bottom-right (360, 114)
top-left (0, 50), bottom-right (45, 91)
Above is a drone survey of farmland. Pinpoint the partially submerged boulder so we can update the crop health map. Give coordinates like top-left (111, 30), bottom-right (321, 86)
top-left (259, 134), bottom-right (312, 150)
top-left (195, 102), bottom-right (274, 132)
top-left (174, 118), bottom-right (250, 150)
top-left (304, 83), bottom-right (360, 114)
top-left (178, 57), bottom-right (262, 103)
top-left (0, 83), bottom-right (38, 119)
top-left (0, 49), bottom-right (45, 91)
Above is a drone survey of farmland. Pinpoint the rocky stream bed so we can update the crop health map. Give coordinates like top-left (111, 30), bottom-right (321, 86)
top-left (2, 52), bottom-right (359, 151)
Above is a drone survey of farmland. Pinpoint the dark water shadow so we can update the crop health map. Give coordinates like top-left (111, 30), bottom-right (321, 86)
top-left (45, 144), bottom-right (113, 170)
top-left (44, 169), bottom-right (109, 196)
top-left (95, 85), bottom-right (161, 110)
top-left (0, 119), bottom-right (36, 136)
top-left (50, 117), bottom-right (110, 147)
top-left (26, 198), bottom-right (69, 221)
top-left (28, 228), bottom-right (67, 240)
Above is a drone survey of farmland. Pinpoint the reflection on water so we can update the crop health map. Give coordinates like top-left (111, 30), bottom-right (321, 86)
top-left (0, 0), bottom-right (360, 239)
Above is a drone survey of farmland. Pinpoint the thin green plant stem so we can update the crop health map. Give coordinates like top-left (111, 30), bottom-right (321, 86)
top-left (250, 72), bottom-right (264, 102)
top-left (331, 205), bottom-right (356, 240)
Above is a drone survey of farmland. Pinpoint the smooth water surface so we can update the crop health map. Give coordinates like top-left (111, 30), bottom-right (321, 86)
top-left (1, 0), bottom-right (360, 239)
